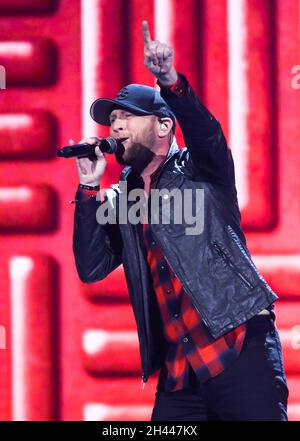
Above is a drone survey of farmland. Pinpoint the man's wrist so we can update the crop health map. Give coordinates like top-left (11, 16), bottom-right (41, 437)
top-left (157, 72), bottom-right (188, 97)
top-left (74, 184), bottom-right (100, 203)
top-left (156, 69), bottom-right (178, 87)
top-left (79, 183), bottom-right (100, 191)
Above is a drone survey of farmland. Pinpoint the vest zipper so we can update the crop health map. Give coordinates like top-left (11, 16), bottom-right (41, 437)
top-left (141, 372), bottom-right (147, 390)
top-left (212, 242), bottom-right (254, 289)
top-left (125, 213), bottom-right (149, 391)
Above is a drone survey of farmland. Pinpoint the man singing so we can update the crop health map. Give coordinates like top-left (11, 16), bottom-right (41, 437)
top-left (72, 20), bottom-right (289, 421)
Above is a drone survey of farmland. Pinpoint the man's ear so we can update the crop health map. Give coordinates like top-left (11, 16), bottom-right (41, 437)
top-left (157, 117), bottom-right (173, 138)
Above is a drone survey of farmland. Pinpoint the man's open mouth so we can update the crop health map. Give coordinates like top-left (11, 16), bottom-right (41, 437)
top-left (118, 137), bottom-right (129, 145)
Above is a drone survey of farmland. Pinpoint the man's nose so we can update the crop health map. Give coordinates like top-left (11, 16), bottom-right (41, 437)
top-left (111, 119), bottom-right (126, 132)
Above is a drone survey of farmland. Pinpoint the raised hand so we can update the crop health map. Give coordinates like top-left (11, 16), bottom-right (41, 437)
top-left (142, 20), bottom-right (178, 85)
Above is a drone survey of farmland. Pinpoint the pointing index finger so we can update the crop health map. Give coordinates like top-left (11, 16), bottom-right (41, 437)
top-left (142, 20), bottom-right (152, 45)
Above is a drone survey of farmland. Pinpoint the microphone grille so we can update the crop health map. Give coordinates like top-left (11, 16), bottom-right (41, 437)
top-left (104, 137), bottom-right (119, 153)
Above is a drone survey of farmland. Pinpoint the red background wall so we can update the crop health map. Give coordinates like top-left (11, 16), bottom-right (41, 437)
top-left (0, 0), bottom-right (299, 421)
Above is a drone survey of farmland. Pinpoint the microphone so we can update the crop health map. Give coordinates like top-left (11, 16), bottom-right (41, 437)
top-left (57, 137), bottom-right (120, 161)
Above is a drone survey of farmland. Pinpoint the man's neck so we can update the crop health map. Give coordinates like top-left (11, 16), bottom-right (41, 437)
top-left (140, 154), bottom-right (166, 182)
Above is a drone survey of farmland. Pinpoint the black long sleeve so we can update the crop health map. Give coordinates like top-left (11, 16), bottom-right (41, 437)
top-left (158, 73), bottom-right (236, 186)
top-left (73, 187), bottom-right (123, 283)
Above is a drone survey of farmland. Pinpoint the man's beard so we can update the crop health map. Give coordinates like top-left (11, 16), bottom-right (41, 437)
top-left (115, 141), bottom-right (155, 175)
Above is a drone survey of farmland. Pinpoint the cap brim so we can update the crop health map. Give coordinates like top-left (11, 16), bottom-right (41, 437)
top-left (90, 98), bottom-right (153, 125)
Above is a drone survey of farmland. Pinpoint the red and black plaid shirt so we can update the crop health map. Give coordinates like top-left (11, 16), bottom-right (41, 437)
top-left (142, 218), bottom-right (247, 392)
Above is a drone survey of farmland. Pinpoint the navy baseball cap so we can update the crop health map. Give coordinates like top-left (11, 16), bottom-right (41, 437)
top-left (90, 83), bottom-right (176, 132)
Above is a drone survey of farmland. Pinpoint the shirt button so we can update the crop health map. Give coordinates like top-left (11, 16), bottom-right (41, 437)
top-left (182, 337), bottom-right (189, 343)
top-left (166, 289), bottom-right (171, 294)
top-left (151, 240), bottom-right (156, 246)
top-left (161, 264), bottom-right (165, 270)
top-left (174, 313), bottom-right (179, 319)
top-left (163, 194), bottom-right (169, 200)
